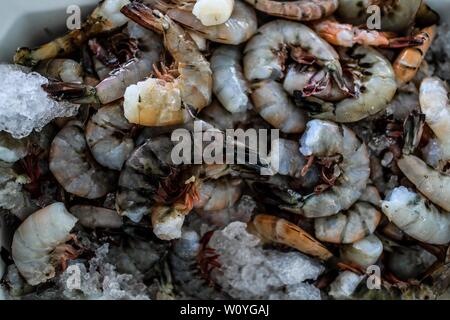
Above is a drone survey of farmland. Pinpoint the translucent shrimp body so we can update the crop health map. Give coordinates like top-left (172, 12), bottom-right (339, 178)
top-left (304, 46), bottom-right (397, 123)
top-left (340, 234), bottom-right (383, 269)
top-left (210, 45), bottom-right (252, 113)
top-left (397, 154), bottom-right (450, 212)
top-left (11, 203), bottom-right (78, 286)
top-left (35, 59), bottom-right (84, 84)
top-left (243, 0), bottom-right (338, 21)
top-left (419, 77), bottom-right (450, 161)
top-left (243, 20), bottom-right (344, 84)
top-left (381, 187), bottom-right (450, 245)
top-left (299, 120), bottom-right (370, 218)
top-left (194, 178), bottom-right (243, 212)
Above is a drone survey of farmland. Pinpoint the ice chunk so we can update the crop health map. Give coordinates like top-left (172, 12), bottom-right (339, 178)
top-left (0, 64), bottom-right (78, 139)
top-left (328, 271), bottom-right (364, 300)
top-left (208, 222), bottom-right (324, 300)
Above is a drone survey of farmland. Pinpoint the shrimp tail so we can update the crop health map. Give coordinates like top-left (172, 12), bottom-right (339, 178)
top-left (402, 111), bottom-right (426, 155)
top-left (120, 2), bottom-right (165, 33)
top-left (42, 82), bottom-right (100, 104)
top-left (384, 35), bottom-right (426, 49)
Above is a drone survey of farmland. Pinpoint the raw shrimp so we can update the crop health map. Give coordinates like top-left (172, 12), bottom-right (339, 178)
top-left (387, 245), bottom-right (437, 281)
top-left (143, 0), bottom-right (257, 45)
top-left (298, 46), bottom-right (397, 123)
top-left (35, 59), bottom-right (84, 83)
top-left (312, 19), bottom-right (425, 48)
top-left (44, 23), bottom-right (163, 105)
top-left (116, 136), bottom-right (173, 222)
top-left (247, 214), bottom-right (334, 261)
top-left (315, 186), bottom-right (382, 244)
top-left (14, 0), bottom-right (131, 66)
top-left (336, 0), bottom-right (422, 33)
top-left (243, 20), bottom-right (348, 94)
top-left (210, 45), bottom-right (252, 113)
top-left (251, 80), bottom-right (307, 134)
top-left (193, 177), bottom-right (243, 212)
top-left (243, 0), bottom-right (338, 21)
top-left (120, 6), bottom-right (212, 126)
top-left (419, 77), bottom-right (450, 161)
top-left (0, 132), bottom-right (28, 163)
top-left (299, 120), bottom-right (370, 218)
top-left (11, 203), bottom-right (79, 286)
top-left (381, 186), bottom-right (450, 245)
top-left (340, 234), bottom-right (383, 269)
top-left (169, 230), bottom-right (226, 299)
top-left (397, 154), bottom-right (450, 212)
top-left (283, 65), bottom-right (346, 102)
top-left (85, 103), bottom-right (135, 171)
top-left (70, 205), bottom-right (123, 229)
top-left (192, 0), bottom-right (235, 26)
top-left (49, 121), bottom-right (117, 199)
top-left (394, 26), bottom-right (436, 86)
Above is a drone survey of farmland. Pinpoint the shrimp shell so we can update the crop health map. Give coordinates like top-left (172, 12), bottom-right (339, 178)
top-left (70, 205), bottom-right (123, 229)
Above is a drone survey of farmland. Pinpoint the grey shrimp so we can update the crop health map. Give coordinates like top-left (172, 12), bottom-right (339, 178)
top-left (210, 45), bottom-right (252, 113)
top-left (299, 119), bottom-right (370, 218)
top-left (70, 205), bottom-right (123, 229)
top-left (49, 121), bottom-right (117, 199)
top-left (85, 102), bottom-right (135, 171)
top-left (35, 59), bottom-right (84, 84)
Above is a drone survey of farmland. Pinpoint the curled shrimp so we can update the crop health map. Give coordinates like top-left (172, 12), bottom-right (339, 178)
top-left (85, 103), bottom-right (135, 171)
top-left (340, 234), bottom-right (383, 269)
top-left (11, 203), bottom-right (79, 286)
top-left (419, 77), bottom-right (450, 162)
top-left (70, 205), bottom-right (123, 229)
top-left (43, 23), bottom-right (163, 106)
top-left (381, 186), bottom-right (450, 245)
top-left (394, 26), bottom-right (436, 86)
top-left (284, 65), bottom-right (347, 102)
top-left (49, 121), bottom-right (117, 199)
top-left (248, 214), bottom-right (333, 261)
top-left (14, 0), bottom-right (131, 67)
top-left (144, 0), bottom-right (257, 45)
top-left (297, 46), bottom-right (397, 123)
top-left (336, 0), bottom-right (422, 33)
top-left (210, 45), bottom-right (252, 113)
top-left (243, 0), bottom-right (338, 21)
top-left (243, 20), bottom-right (349, 94)
top-left (315, 186), bottom-right (382, 244)
top-left (251, 80), bottom-right (307, 133)
top-left (35, 59), bottom-right (84, 84)
top-left (299, 120), bottom-right (370, 218)
top-left (116, 136), bottom-right (173, 222)
top-left (120, 5), bottom-right (212, 126)
top-left (312, 19), bottom-right (425, 48)
top-left (193, 177), bottom-right (243, 212)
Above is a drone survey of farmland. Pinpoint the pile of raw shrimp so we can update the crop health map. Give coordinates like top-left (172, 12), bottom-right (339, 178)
top-left (1, 0), bottom-right (450, 300)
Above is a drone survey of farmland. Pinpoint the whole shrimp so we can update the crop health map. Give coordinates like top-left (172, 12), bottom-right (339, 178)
top-left (283, 65), bottom-right (347, 102)
top-left (243, 0), bottom-right (338, 21)
top-left (210, 45), bottom-right (252, 113)
top-left (11, 203), bottom-right (79, 286)
top-left (85, 102), bottom-right (135, 171)
top-left (381, 186), bottom-right (450, 245)
top-left (143, 0), bottom-right (257, 45)
top-left (312, 19), bottom-right (425, 48)
top-left (297, 46), bottom-right (397, 123)
top-left (336, 0), bottom-right (422, 33)
top-left (247, 214), bottom-right (334, 261)
top-left (14, 0), bottom-right (131, 66)
top-left (315, 186), bottom-right (382, 244)
top-left (243, 20), bottom-right (349, 94)
top-left (419, 77), bottom-right (450, 163)
top-left (299, 120), bottom-right (370, 218)
top-left (393, 26), bottom-right (436, 86)
top-left (35, 59), bottom-right (84, 84)
top-left (49, 121), bottom-right (117, 199)
top-left (120, 6), bottom-right (212, 126)
top-left (44, 22), bottom-right (163, 105)
top-left (251, 80), bottom-right (307, 134)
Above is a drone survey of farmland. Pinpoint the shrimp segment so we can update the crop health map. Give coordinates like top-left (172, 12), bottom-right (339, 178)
top-left (299, 120), bottom-right (370, 218)
top-left (247, 214), bottom-right (334, 261)
top-left (11, 203), bottom-right (79, 286)
top-left (121, 4), bottom-right (212, 126)
top-left (243, 0), bottom-right (338, 21)
top-left (382, 187), bottom-right (450, 245)
top-left (14, 0), bottom-right (131, 66)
